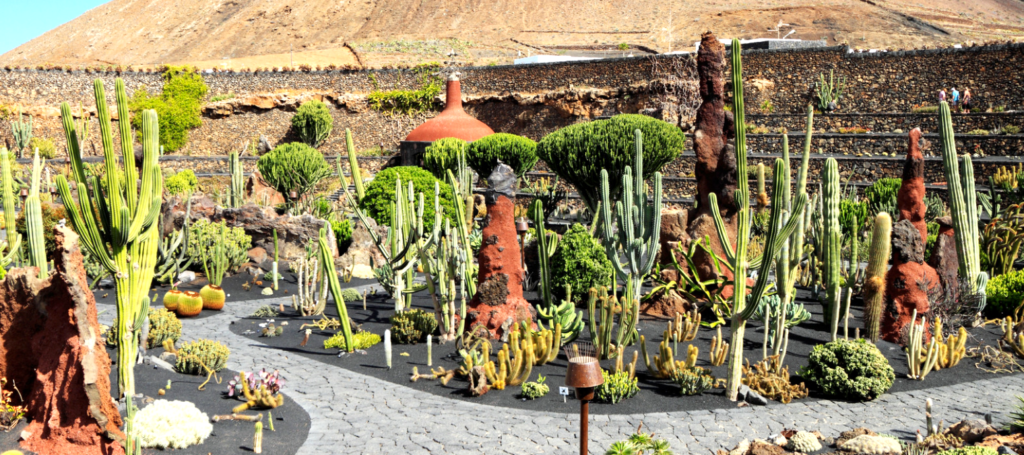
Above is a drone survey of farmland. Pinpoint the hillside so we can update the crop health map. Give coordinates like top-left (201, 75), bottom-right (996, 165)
top-left (2, 0), bottom-right (1024, 69)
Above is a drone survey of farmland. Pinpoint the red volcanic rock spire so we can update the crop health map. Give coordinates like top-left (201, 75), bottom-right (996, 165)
top-left (881, 219), bottom-right (940, 343)
top-left (898, 128), bottom-right (928, 243)
top-left (465, 163), bottom-right (535, 339)
top-left (405, 73), bottom-right (495, 143)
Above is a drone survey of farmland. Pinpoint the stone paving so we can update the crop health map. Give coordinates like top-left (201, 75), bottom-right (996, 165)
top-left (108, 286), bottom-right (1024, 455)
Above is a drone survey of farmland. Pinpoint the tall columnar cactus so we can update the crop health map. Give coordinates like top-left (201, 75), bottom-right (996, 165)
top-left (345, 128), bottom-right (365, 202)
top-left (56, 79), bottom-right (164, 398)
top-left (599, 129), bottom-right (662, 311)
top-left (0, 148), bottom-right (21, 267)
top-left (531, 199), bottom-right (558, 309)
top-left (445, 167), bottom-right (477, 297)
top-left (822, 158), bottom-right (843, 340)
top-left (319, 227), bottom-right (355, 351)
top-left (201, 225), bottom-right (229, 286)
top-left (938, 101), bottom-right (987, 298)
top-left (708, 40), bottom-right (808, 401)
top-left (228, 150), bottom-right (244, 208)
top-left (863, 212), bottom-right (892, 343)
top-left (25, 150), bottom-right (47, 278)
top-left (11, 110), bottom-right (32, 158)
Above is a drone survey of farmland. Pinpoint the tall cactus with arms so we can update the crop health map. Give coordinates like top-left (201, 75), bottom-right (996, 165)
top-left (938, 101), bottom-right (987, 299)
top-left (708, 39), bottom-right (808, 400)
top-left (229, 150), bottom-right (244, 208)
top-left (57, 79), bottom-right (163, 398)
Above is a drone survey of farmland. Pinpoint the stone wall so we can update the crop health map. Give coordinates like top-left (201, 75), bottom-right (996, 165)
top-left (747, 112), bottom-right (1024, 134)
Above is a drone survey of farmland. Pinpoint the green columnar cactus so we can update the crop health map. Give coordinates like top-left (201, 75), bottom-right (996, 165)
top-left (823, 158), bottom-right (843, 340)
top-left (599, 129), bottom-right (662, 316)
top-left (587, 285), bottom-right (638, 360)
top-left (420, 219), bottom-right (468, 343)
top-left (531, 199), bottom-right (558, 309)
top-left (57, 79), bottom-right (164, 397)
top-left (345, 128), bottom-right (365, 202)
top-left (319, 227), bottom-right (355, 351)
top-left (25, 150), bottom-right (47, 278)
top-left (11, 110), bottom-right (32, 158)
top-left (229, 151), bottom-right (244, 208)
top-left (707, 39), bottom-right (808, 401)
top-left (445, 166), bottom-right (477, 296)
top-left (938, 101), bottom-right (987, 298)
top-left (0, 148), bottom-right (20, 266)
top-left (201, 225), bottom-right (229, 286)
top-left (863, 212), bottom-right (892, 343)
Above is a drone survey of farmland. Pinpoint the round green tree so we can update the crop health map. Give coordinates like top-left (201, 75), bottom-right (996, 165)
top-left (164, 169), bottom-right (198, 196)
top-left (422, 137), bottom-right (467, 180)
top-left (550, 223), bottom-right (613, 302)
top-left (467, 133), bottom-right (538, 180)
top-left (359, 166), bottom-right (456, 231)
top-left (129, 66), bottom-right (207, 153)
top-left (256, 142), bottom-right (332, 203)
top-left (801, 338), bottom-right (894, 401)
top-left (536, 114), bottom-right (684, 211)
top-left (292, 100), bottom-right (334, 147)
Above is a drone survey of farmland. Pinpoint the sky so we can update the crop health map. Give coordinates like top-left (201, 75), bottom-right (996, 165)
top-left (0, 0), bottom-right (109, 55)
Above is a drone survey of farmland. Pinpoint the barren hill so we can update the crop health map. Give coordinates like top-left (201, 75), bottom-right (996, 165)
top-left (3, 0), bottom-right (1024, 68)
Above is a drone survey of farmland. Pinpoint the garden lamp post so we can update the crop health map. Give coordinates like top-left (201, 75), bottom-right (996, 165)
top-left (564, 341), bottom-right (603, 455)
top-left (515, 218), bottom-right (528, 272)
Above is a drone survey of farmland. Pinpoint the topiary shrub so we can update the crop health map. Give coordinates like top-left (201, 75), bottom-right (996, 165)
top-left (291, 100), bottom-right (333, 147)
top-left (986, 268), bottom-right (1024, 316)
top-left (549, 223), bottom-right (613, 302)
top-left (422, 137), bottom-right (467, 180)
top-left (865, 178), bottom-right (901, 216)
top-left (164, 169), bottom-right (198, 196)
top-left (389, 309), bottom-right (437, 344)
top-left (133, 400), bottom-right (213, 449)
top-left (129, 66), bottom-right (207, 152)
top-left (801, 338), bottom-right (894, 401)
top-left (359, 166), bottom-right (456, 230)
top-left (188, 219), bottom-right (251, 272)
top-left (257, 142), bottom-right (332, 202)
top-left (467, 133), bottom-right (538, 180)
top-left (536, 114), bottom-right (684, 211)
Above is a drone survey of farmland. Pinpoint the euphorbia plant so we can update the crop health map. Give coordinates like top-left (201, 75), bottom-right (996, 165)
top-left (199, 224), bottom-right (229, 310)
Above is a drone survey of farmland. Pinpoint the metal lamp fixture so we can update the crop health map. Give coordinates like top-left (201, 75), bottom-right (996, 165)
top-left (564, 341), bottom-right (603, 455)
top-left (516, 218), bottom-right (529, 271)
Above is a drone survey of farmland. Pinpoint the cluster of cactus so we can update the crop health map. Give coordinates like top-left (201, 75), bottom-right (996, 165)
top-left (588, 285), bottom-right (639, 360)
top-left (929, 319), bottom-right (967, 369)
top-left (533, 202), bottom-right (584, 344)
top-left (389, 309), bottom-right (437, 344)
top-left (595, 369), bottom-right (639, 403)
top-left (667, 309), bottom-right (700, 352)
top-left (752, 294), bottom-right (811, 364)
top-left (938, 101), bottom-right (989, 300)
top-left (147, 309), bottom-right (182, 349)
top-left (0, 148), bottom-right (22, 270)
top-left (417, 196), bottom-right (469, 343)
top-left (863, 213), bottom-right (892, 342)
top-left (670, 366), bottom-right (714, 396)
top-left (24, 151), bottom-right (46, 278)
top-left (598, 129), bottom-right (662, 324)
top-left (325, 331), bottom-right (381, 350)
top-left (741, 355), bottom-right (808, 404)
top-left (710, 326), bottom-right (728, 366)
top-left (57, 79), bottom-right (164, 397)
top-left (610, 345), bottom-right (638, 380)
top-left (520, 375), bottom-right (549, 400)
top-left (484, 338), bottom-right (535, 390)
top-left (512, 322), bottom-right (561, 366)
top-left (175, 339), bottom-right (230, 375)
top-left (822, 157), bottom-right (844, 339)
top-left (260, 323), bottom-right (284, 337)
top-left (292, 254), bottom-right (327, 316)
top-left (228, 150), bottom-right (244, 208)
top-left (229, 370), bottom-right (285, 413)
top-left (249, 305), bottom-right (279, 318)
top-left (906, 310), bottom-right (938, 380)
top-left (198, 224), bottom-right (229, 287)
top-left (999, 312), bottom-right (1024, 357)
top-left (639, 333), bottom-right (697, 379)
top-left (155, 196), bottom-right (192, 284)
top-left (10, 109), bottom-right (32, 158)
top-left (708, 40), bottom-right (809, 400)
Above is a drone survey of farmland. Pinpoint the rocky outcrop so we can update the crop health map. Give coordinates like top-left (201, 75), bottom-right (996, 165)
top-left (928, 216), bottom-right (959, 297)
top-left (0, 226), bottom-right (125, 455)
top-left (898, 128), bottom-right (928, 243)
top-left (245, 170), bottom-right (286, 207)
top-left (337, 216), bottom-right (387, 279)
top-left (882, 219), bottom-right (940, 343)
top-left (465, 164), bottom-right (535, 340)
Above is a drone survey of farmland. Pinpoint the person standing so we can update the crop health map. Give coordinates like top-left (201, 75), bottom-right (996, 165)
top-left (951, 87), bottom-right (960, 111)
top-left (962, 88), bottom-right (972, 113)
top-left (938, 88), bottom-right (947, 104)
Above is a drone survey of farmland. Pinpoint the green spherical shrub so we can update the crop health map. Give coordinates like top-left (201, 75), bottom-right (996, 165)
top-left (865, 178), bottom-right (901, 215)
top-left (359, 166), bottom-right (456, 231)
top-left (801, 338), bottom-right (894, 401)
top-left (536, 114), bottom-right (684, 211)
top-left (467, 133), bottom-right (538, 180)
top-left (256, 142), bottom-right (332, 202)
top-left (986, 268), bottom-right (1024, 316)
top-left (292, 100), bottom-right (334, 147)
top-left (422, 137), bottom-right (467, 180)
top-left (164, 169), bottom-right (198, 196)
top-left (549, 223), bottom-right (613, 302)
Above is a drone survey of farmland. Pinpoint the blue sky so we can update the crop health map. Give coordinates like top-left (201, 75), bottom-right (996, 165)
top-left (0, 0), bottom-right (108, 55)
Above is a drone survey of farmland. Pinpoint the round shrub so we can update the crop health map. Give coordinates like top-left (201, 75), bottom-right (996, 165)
top-left (467, 133), bottom-right (538, 180)
top-left (129, 66), bottom-right (207, 153)
top-left (359, 166), bottom-right (455, 231)
top-left (133, 399), bottom-right (213, 449)
top-left (292, 100), bottom-right (333, 147)
top-left (422, 137), bottom-right (467, 180)
top-left (164, 169), bottom-right (198, 196)
top-left (257, 142), bottom-right (332, 202)
top-left (536, 114), bottom-right (684, 211)
top-left (549, 223), bottom-right (613, 302)
top-left (986, 268), bottom-right (1024, 316)
top-left (801, 338), bottom-right (894, 401)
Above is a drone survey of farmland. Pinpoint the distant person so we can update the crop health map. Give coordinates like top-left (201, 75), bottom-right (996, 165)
top-left (938, 88), bottom-right (947, 104)
top-left (951, 87), bottom-right (960, 110)
top-left (962, 88), bottom-right (972, 113)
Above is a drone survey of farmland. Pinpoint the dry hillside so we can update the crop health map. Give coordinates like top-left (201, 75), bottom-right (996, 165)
top-left (2, 0), bottom-right (1024, 68)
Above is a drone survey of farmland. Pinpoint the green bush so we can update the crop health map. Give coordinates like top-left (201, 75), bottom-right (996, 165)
top-left (936, 448), bottom-right (998, 455)
top-left (129, 66), bottom-right (207, 152)
top-left (325, 331), bottom-right (380, 350)
top-left (188, 219), bottom-right (251, 272)
top-left (967, 129), bottom-right (991, 135)
top-left (536, 114), bottom-right (684, 211)
top-left (29, 137), bottom-right (56, 159)
top-left (986, 268), bottom-right (1024, 316)
top-left (595, 370), bottom-right (639, 403)
top-left (521, 376), bottom-right (550, 400)
top-left (1003, 125), bottom-right (1021, 135)
top-left (359, 166), bottom-right (456, 231)
top-left (422, 137), bottom-right (467, 180)
top-left (256, 142), bottom-right (332, 202)
top-left (389, 309), bottom-right (437, 344)
top-left (839, 199), bottom-right (869, 238)
top-left (164, 169), bottom-right (198, 196)
top-left (549, 223), bottom-right (613, 302)
top-left (865, 178), bottom-right (901, 215)
top-left (332, 218), bottom-right (353, 254)
top-left (466, 133), bottom-right (538, 180)
top-left (671, 366), bottom-right (714, 396)
top-left (801, 339), bottom-right (894, 401)
top-left (291, 100), bottom-right (333, 147)
top-left (341, 288), bottom-right (361, 302)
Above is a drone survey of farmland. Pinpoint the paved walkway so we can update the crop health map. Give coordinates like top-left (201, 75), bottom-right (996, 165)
top-left (121, 291), bottom-right (1024, 455)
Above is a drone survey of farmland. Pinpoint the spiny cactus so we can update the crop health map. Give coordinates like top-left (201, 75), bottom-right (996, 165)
top-left (155, 196), bottom-right (192, 284)
top-left (906, 310), bottom-right (938, 380)
top-left (863, 213), bottom-right (892, 343)
top-left (639, 333), bottom-right (697, 379)
top-left (319, 227), bottom-right (355, 352)
top-left (24, 150), bottom-right (46, 278)
top-left (10, 110), bottom-right (32, 158)
top-left (228, 150), bottom-right (244, 208)
top-left (823, 158), bottom-right (843, 340)
top-left (345, 129), bottom-right (365, 202)
top-left (588, 285), bottom-right (639, 360)
top-left (0, 148), bottom-right (20, 268)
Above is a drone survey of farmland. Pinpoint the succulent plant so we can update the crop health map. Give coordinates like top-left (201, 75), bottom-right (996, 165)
top-left (786, 431), bottom-right (822, 452)
top-left (175, 339), bottom-right (230, 375)
top-left (227, 369), bottom-right (284, 399)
